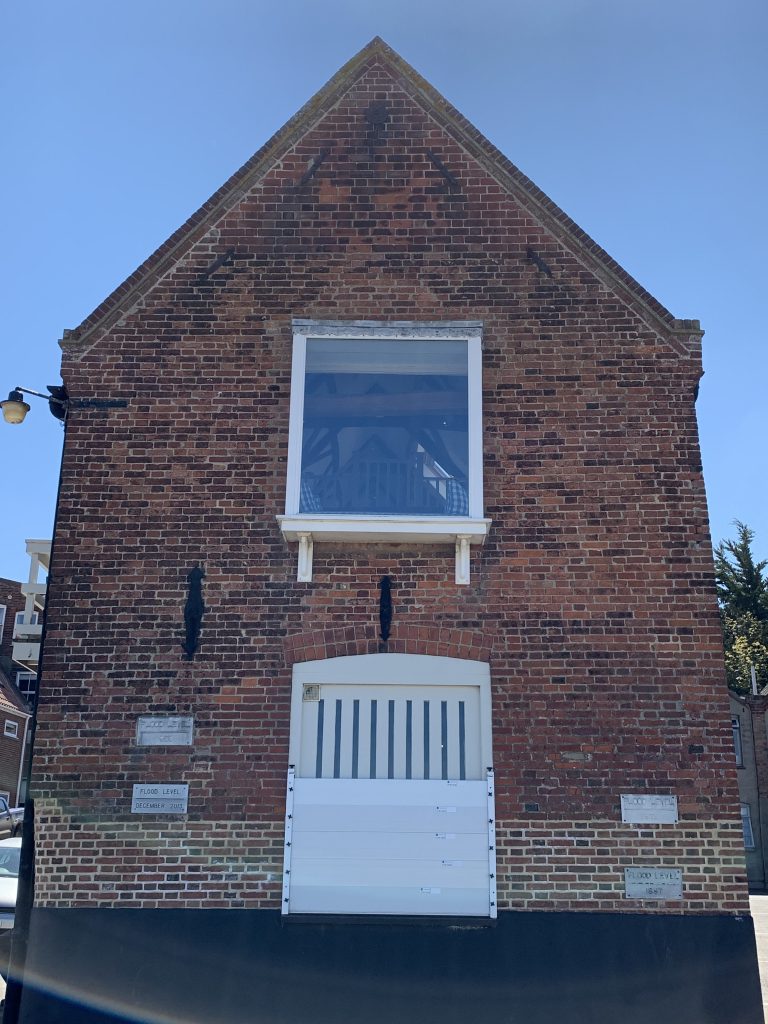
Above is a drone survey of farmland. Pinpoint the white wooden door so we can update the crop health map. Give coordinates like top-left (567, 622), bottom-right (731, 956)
top-left (298, 683), bottom-right (482, 782)
top-left (284, 655), bottom-right (496, 918)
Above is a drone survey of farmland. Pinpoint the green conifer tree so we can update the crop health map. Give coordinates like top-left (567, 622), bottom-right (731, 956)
top-left (714, 522), bottom-right (768, 694)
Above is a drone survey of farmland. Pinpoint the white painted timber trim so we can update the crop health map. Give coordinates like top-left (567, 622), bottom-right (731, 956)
top-left (282, 766), bottom-right (296, 915)
top-left (291, 653), bottom-right (493, 770)
top-left (278, 515), bottom-right (491, 584)
top-left (487, 768), bottom-right (497, 919)
top-left (284, 333), bottom-right (307, 516)
top-left (278, 515), bottom-right (490, 543)
top-left (455, 534), bottom-right (471, 585)
top-left (296, 533), bottom-right (313, 583)
top-left (294, 652), bottom-right (491, 686)
top-left (466, 336), bottom-right (483, 517)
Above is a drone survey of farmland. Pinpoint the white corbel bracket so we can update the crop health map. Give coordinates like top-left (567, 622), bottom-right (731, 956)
top-left (455, 534), bottom-right (472, 586)
top-left (279, 516), bottom-right (491, 585)
top-left (297, 533), bottom-right (313, 583)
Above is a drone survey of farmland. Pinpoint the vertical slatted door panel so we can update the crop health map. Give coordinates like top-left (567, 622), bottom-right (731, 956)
top-left (288, 683), bottom-right (494, 917)
top-left (298, 685), bottom-right (482, 781)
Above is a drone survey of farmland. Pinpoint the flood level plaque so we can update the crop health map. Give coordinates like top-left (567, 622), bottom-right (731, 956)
top-left (131, 784), bottom-right (189, 814)
top-left (624, 867), bottom-right (682, 900)
top-left (136, 715), bottom-right (194, 746)
top-left (620, 794), bottom-right (678, 824)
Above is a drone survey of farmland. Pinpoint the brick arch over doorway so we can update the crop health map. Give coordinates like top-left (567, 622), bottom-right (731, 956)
top-left (283, 624), bottom-right (495, 667)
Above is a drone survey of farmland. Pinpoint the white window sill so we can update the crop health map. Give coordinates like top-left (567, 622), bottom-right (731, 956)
top-left (277, 515), bottom-right (492, 584)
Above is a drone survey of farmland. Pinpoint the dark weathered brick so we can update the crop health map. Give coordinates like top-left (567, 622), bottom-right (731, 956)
top-left (31, 45), bottom-right (744, 915)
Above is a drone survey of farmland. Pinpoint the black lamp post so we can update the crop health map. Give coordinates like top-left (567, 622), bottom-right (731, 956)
top-left (1, 382), bottom-right (68, 1024)
top-left (1, 381), bottom-right (127, 1021)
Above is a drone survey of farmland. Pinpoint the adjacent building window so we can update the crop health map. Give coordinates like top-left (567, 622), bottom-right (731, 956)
top-left (14, 611), bottom-right (39, 630)
top-left (0, 605), bottom-right (6, 642)
top-left (15, 672), bottom-right (37, 705)
top-left (741, 803), bottom-right (756, 849)
top-left (732, 716), bottom-right (743, 767)
top-left (4, 721), bottom-right (18, 740)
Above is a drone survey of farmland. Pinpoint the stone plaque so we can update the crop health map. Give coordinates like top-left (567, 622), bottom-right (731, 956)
top-left (620, 794), bottom-right (678, 824)
top-left (136, 716), bottom-right (194, 746)
top-left (131, 783), bottom-right (189, 814)
top-left (624, 867), bottom-right (683, 900)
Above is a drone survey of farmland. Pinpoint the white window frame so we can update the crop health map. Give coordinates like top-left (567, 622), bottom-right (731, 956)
top-left (741, 803), bottom-right (756, 850)
top-left (277, 320), bottom-right (491, 585)
top-left (14, 611), bottom-right (39, 629)
top-left (0, 605), bottom-right (6, 641)
top-left (4, 721), bottom-right (18, 740)
top-left (15, 671), bottom-right (37, 703)
top-left (732, 716), bottom-right (743, 767)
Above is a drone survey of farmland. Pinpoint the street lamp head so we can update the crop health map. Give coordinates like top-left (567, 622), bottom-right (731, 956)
top-left (1, 390), bottom-right (31, 424)
top-left (1, 385), bottom-right (69, 424)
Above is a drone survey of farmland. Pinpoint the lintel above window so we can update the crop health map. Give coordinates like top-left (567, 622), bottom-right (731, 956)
top-left (278, 320), bottom-right (491, 583)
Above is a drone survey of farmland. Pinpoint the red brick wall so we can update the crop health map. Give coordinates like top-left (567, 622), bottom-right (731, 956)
top-left (31, 56), bottom-right (746, 913)
top-left (0, 712), bottom-right (26, 805)
top-left (0, 577), bottom-right (25, 665)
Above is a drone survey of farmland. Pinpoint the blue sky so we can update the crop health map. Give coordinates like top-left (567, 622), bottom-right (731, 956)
top-left (1, 0), bottom-right (766, 581)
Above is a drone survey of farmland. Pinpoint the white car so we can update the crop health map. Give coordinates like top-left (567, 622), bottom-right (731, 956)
top-left (0, 838), bottom-right (21, 930)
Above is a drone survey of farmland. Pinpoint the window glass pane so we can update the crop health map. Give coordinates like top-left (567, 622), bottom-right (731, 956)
top-left (16, 672), bottom-right (36, 704)
top-left (732, 717), bottom-right (743, 766)
top-left (301, 339), bottom-right (469, 515)
top-left (14, 612), bottom-right (39, 627)
top-left (741, 804), bottom-right (755, 849)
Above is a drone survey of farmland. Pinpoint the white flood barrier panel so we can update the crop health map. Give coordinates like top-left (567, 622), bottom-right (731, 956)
top-left (287, 777), bottom-right (494, 916)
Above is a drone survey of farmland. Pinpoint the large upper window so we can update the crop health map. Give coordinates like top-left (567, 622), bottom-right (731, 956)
top-left (279, 321), bottom-right (490, 583)
top-left (299, 337), bottom-right (470, 516)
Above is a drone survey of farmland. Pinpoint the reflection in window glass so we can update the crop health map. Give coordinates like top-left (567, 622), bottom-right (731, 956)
top-left (732, 717), bottom-right (743, 767)
top-left (741, 803), bottom-right (755, 849)
top-left (0, 848), bottom-right (20, 877)
top-left (16, 672), bottom-right (37, 705)
top-left (300, 339), bottom-right (469, 516)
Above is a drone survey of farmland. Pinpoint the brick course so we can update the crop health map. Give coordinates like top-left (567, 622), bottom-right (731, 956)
top-left (31, 44), bottom-right (745, 915)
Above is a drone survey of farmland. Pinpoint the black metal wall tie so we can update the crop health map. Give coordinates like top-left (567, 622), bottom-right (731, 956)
top-left (426, 149), bottom-right (461, 192)
top-left (182, 564), bottom-right (205, 659)
top-left (526, 246), bottom-right (554, 279)
top-left (378, 575), bottom-right (393, 648)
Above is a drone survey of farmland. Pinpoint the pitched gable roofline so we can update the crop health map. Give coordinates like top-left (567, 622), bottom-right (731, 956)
top-left (60, 37), bottom-right (702, 358)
